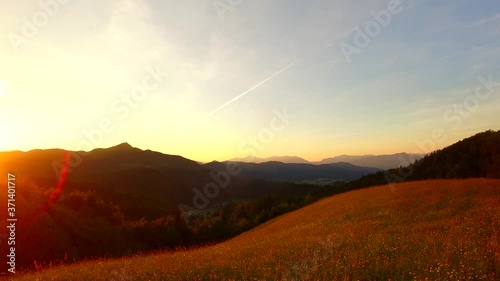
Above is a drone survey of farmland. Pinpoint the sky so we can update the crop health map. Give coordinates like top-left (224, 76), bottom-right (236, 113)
top-left (0, 0), bottom-right (499, 162)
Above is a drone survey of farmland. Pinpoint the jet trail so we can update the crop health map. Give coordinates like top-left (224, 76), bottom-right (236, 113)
top-left (207, 60), bottom-right (298, 117)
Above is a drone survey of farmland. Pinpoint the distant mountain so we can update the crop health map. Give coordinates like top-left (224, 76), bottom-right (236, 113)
top-left (318, 155), bottom-right (368, 163)
top-left (229, 156), bottom-right (310, 164)
top-left (0, 143), bottom-right (212, 219)
top-left (228, 153), bottom-right (424, 170)
top-left (317, 153), bottom-right (424, 170)
top-left (205, 161), bottom-right (380, 183)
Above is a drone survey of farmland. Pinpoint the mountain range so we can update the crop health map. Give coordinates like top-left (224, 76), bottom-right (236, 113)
top-left (205, 161), bottom-right (379, 184)
top-left (229, 153), bottom-right (424, 170)
top-left (0, 143), bottom-right (379, 219)
top-left (229, 156), bottom-right (310, 164)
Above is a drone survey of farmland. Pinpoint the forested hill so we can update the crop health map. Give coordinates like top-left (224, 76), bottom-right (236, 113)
top-left (349, 130), bottom-right (500, 188)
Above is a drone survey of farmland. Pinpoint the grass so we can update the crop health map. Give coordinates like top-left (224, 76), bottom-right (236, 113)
top-left (8, 179), bottom-right (500, 280)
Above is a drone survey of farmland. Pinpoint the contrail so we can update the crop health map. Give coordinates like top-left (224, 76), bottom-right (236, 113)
top-left (176, 60), bottom-right (299, 137)
top-left (207, 60), bottom-right (299, 117)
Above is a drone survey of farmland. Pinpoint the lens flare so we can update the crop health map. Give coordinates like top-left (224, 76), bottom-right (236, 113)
top-left (29, 150), bottom-right (70, 222)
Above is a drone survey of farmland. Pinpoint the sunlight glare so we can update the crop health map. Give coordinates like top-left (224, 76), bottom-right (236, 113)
top-left (0, 80), bottom-right (6, 97)
top-left (0, 120), bottom-right (13, 151)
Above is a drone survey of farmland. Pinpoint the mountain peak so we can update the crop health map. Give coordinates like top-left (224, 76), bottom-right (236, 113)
top-left (108, 142), bottom-right (135, 150)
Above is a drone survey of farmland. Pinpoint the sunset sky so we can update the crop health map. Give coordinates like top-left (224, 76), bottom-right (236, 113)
top-left (0, 0), bottom-right (499, 162)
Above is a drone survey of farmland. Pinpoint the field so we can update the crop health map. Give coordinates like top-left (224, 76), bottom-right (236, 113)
top-left (8, 179), bottom-right (500, 280)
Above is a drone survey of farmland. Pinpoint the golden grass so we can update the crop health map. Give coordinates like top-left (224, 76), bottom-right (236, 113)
top-left (9, 179), bottom-right (500, 280)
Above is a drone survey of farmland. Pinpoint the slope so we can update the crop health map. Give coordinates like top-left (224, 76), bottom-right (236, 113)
top-left (12, 179), bottom-right (500, 280)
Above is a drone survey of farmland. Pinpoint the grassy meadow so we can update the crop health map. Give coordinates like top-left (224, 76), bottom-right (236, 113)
top-left (8, 179), bottom-right (500, 280)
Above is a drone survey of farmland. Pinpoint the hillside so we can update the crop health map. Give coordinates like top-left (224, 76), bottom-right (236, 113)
top-left (0, 144), bottom-right (328, 220)
top-left (350, 130), bottom-right (500, 189)
top-left (0, 143), bottom-right (208, 217)
top-left (12, 179), bottom-right (500, 280)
